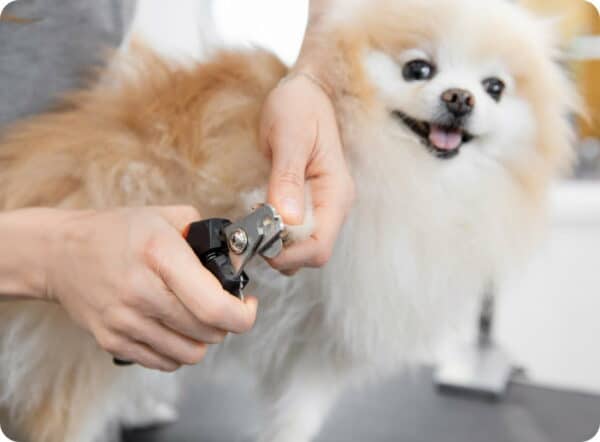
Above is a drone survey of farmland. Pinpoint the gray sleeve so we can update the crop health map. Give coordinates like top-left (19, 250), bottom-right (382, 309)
top-left (0, 0), bottom-right (136, 128)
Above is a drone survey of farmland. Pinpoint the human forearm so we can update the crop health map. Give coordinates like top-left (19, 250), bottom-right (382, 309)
top-left (1, 205), bottom-right (258, 370)
top-left (0, 209), bottom-right (64, 300)
top-left (307, 0), bottom-right (334, 24)
top-left (294, 0), bottom-right (334, 76)
top-left (295, 0), bottom-right (361, 93)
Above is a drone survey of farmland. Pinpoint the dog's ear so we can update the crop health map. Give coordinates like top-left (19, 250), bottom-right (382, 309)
top-left (526, 16), bottom-right (584, 179)
top-left (535, 15), bottom-right (584, 114)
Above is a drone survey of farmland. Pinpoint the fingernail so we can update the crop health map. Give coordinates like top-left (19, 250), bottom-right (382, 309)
top-left (280, 198), bottom-right (302, 223)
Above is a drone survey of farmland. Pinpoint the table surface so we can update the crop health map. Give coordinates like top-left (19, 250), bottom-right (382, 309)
top-left (122, 368), bottom-right (600, 442)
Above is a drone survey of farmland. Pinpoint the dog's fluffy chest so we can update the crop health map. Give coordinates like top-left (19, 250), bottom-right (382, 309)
top-left (246, 132), bottom-right (541, 373)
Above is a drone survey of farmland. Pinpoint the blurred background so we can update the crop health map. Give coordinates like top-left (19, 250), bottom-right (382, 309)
top-left (212, 0), bottom-right (600, 396)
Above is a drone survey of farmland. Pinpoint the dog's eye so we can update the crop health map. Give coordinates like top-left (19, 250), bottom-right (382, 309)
top-left (482, 77), bottom-right (505, 102)
top-left (403, 60), bottom-right (436, 81)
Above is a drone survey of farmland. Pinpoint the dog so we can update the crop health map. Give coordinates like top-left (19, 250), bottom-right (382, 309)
top-left (0, 0), bottom-right (578, 441)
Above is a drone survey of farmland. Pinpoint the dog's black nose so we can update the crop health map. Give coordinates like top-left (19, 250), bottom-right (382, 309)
top-left (441, 88), bottom-right (475, 117)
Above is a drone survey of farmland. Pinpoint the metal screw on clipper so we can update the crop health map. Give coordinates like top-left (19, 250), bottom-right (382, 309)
top-left (229, 228), bottom-right (249, 255)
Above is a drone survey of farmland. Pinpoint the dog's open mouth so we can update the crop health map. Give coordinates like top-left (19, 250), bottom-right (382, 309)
top-left (392, 111), bottom-right (474, 159)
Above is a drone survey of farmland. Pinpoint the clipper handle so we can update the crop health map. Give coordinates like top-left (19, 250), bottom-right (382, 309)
top-left (183, 219), bottom-right (249, 299)
top-left (113, 219), bottom-right (249, 367)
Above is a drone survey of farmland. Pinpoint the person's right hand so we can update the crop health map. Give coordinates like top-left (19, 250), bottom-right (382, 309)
top-left (44, 207), bottom-right (258, 372)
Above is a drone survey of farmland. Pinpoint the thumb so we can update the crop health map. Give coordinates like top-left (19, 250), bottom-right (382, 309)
top-left (268, 146), bottom-right (307, 226)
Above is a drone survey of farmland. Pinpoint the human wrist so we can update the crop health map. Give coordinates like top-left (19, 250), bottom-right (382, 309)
top-left (0, 208), bottom-right (72, 301)
top-left (281, 70), bottom-right (333, 99)
top-left (292, 35), bottom-right (335, 99)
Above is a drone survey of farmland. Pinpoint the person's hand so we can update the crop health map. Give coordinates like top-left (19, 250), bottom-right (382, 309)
top-left (260, 73), bottom-right (355, 273)
top-left (44, 207), bottom-right (258, 372)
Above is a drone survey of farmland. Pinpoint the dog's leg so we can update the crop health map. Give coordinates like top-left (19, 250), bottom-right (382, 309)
top-left (15, 383), bottom-right (102, 442)
top-left (119, 371), bottom-right (180, 430)
top-left (120, 397), bottom-right (179, 430)
top-left (257, 367), bottom-right (344, 442)
top-left (0, 307), bottom-right (114, 442)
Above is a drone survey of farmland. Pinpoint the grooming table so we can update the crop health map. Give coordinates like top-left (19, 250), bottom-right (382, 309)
top-left (122, 368), bottom-right (599, 442)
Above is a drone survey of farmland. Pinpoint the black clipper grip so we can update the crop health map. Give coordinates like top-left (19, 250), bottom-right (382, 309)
top-left (184, 219), bottom-right (249, 298)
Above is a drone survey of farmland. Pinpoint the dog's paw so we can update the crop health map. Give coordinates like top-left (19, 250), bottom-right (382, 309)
top-left (284, 209), bottom-right (315, 244)
top-left (257, 433), bottom-right (313, 442)
top-left (120, 398), bottom-right (179, 430)
top-left (241, 187), bottom-right (316, 245)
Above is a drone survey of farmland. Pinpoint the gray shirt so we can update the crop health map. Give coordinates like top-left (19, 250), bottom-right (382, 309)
top-left (0, 0), bottom-right (135, 128)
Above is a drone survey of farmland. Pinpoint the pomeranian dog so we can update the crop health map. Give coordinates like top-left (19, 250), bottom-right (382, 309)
top-left (0, 0), bottom-right (578, 441)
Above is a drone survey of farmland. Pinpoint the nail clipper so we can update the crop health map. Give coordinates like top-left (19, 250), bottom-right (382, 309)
top-left (183, 204), bottom-right (287, 300)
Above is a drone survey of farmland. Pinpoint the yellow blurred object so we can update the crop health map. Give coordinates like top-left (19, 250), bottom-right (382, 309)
top-left (579, 7), bottom-right (600, 138)
top-left (520, 0), bottom-right (595, 40)
top-left (520, 0), bottom-right (600, 138)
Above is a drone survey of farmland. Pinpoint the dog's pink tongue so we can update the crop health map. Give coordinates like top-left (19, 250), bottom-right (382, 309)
top-left (429, 125), bottom-right (463, 151)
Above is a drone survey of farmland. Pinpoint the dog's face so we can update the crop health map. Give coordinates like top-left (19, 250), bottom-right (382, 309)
top-left (365, 46), bottom-right (531, 162)
top-left (334, 0), bottom-right (577, 185)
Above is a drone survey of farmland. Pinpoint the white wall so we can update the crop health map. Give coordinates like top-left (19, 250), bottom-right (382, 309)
top-left (214, 0), bottom-right (308, 65)
top-left (128, 0), bottom-right (308, 64)
top-left (497, 183), bottom-right (600, 394)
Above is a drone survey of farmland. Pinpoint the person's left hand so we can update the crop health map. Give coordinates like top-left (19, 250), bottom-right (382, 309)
top-left (259, 73), bottom-right (355, 274)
